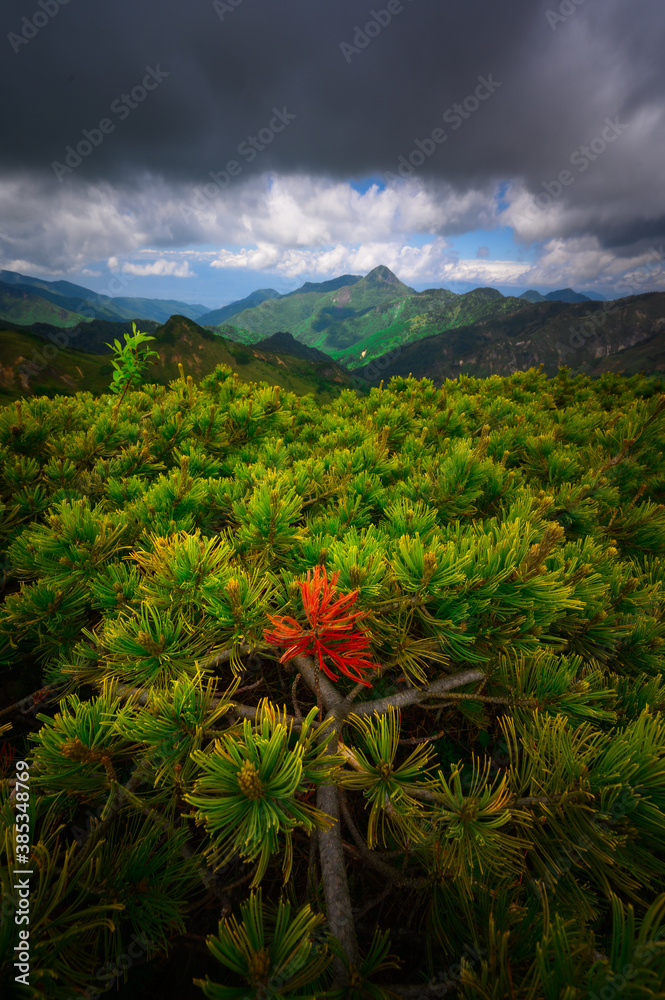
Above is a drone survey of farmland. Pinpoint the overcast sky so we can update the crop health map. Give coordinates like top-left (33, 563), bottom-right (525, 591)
top-left (1, 0), bottom-right (664, 307)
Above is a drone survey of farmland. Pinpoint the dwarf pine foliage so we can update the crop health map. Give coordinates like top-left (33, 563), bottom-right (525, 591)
top-left (1, 362), bottom-right (665, 998)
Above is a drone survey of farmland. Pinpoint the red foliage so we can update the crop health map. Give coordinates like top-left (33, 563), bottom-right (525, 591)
top-left (0, 740), bottom-right (16, 780)
top-left (263, 564), bottom-right (377, 688)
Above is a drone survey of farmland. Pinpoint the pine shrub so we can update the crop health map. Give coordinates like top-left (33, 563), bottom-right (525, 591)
top-left (0, 363), bottom-right (664, 998)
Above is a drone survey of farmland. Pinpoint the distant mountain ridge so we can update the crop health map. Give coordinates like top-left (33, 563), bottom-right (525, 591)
top-left (214, 265), bottom-right (531, 367)
top-left (212, 269), bottom-right (625, 376)
top-left (0, 312), bottom-right (367, 407)
top-left (520, 287), bottom-right (606, 304)
top-left (197, 288), bottom-right (280, 326)
top-left (0, 269), bottom-right (113, 302)
top-left (0, 264), bottom-right (610, 335)
top-left (0, 281), bottom-right (98, 327)
top-left (278, 274), bottom-right (364, 298)
top-left (3, 263), bottom-right (663, 412)
top-left (351, 290), bottom-right (665, 384)
top-left (250, 330), bottom-right (333, 363)
top-left (2, 282), bottom-right (664, 409)
top-left (0, 269), bottom-right (209, 325)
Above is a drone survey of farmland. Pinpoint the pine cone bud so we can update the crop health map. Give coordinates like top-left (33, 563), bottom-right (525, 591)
top-left (237, 759), bottom-right (263, 799)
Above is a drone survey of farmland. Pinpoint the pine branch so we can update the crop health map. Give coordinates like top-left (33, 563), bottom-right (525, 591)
top-left (398, 727), bottom-right (451, 746)
top-left (291, 672), bottom-right (304, 721)
top-left (399, 782), bottom-right (594, 811)
top-left (339, 786), bottom-right (429, 890)
top-left (418, 690), bottom-right (534, 707)
top-left (0, 680), bottom-right (68, 720)
top-left (315, 707), bottom-right (360, 990)
top-left (596, 437), bottom-right (638, 473)
top-left (352, 880), bottom-right (393, 921)
top-left (122, 792), bottom-right (232, 909)
top-left (106, 677), bottom-right (308, 733)
top-left (377, 980), bottom-right (461, 999)
top-left (72, 761), bottom-right (150, 853)
top-left (82, 760), bottom-right (238, 917)
top-left (194, 640), bottom-right (255, 670)
top-left (347, 667), bottom-right (485, 719)
top-left (227, 701), bottom-right (305, 730)
top-left (304, 826), bottom-right (319, 907)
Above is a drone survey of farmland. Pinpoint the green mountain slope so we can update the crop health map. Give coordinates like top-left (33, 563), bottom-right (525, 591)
top-left (351, 291), bottom-right (665, 384)
top-left (220, 265), bottom-right (407, 340)
top-left (197, 288), bottom-right (281, 326)
top-left (330, 285), bottom-right (530, 368)
top-left (218, 265), bottom-right (534, 365)
top-left (0, 279), bottom-right (127, 323)
top-left (0, 283), bottom-right (95, 328)
top-left (0, 268), bottom-right (114, 301)
top-left (0, 314), bottom-right (370, 407)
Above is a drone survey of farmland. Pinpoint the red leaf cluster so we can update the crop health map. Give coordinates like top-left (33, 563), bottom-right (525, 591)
top-left (263, 564), bottom-right (377, 687)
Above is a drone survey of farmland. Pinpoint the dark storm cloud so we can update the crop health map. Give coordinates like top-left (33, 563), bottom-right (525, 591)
top-left (1, 0), bottom-right (664, 253)
top-left (2, 0), bottom-right (533, 181)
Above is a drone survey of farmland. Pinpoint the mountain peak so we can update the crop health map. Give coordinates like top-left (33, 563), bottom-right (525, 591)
top-left (279, 274), bottom-right (363, 299)
top-left (160, 313), bottom-right (204, 334)
top-left (545, 288), bottom-right (592, 303)
top-left (463, 286), bottom-right (504, 300)
top-left (156, 313), bottom-right (216, 343)
top-left (365, 265), bottom-right (401, 284)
